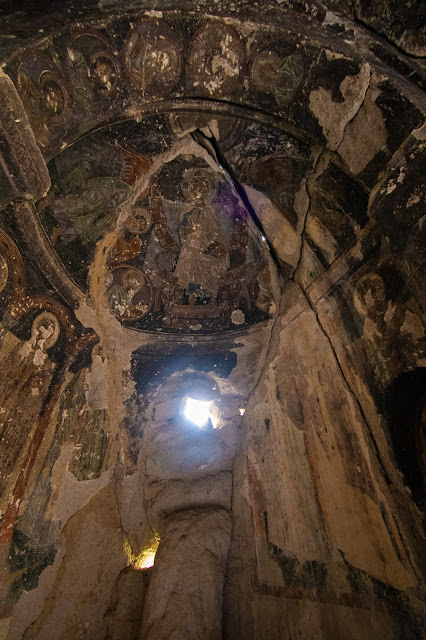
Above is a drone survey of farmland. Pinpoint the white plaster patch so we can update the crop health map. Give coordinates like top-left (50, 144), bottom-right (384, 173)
top-left (309, 63), bottom-right (371, 150)
top-left (401, 310), bottom-right (425, 340)
top-left (363, 316), bottom-right (382, 340)
top-left (412, 122), bottom-right (426, 140)
top-left (86, 354), bottom-right (109, 410)
top-left (49, 444), bottom-right (114, 529)
top-left (206, 118), bottom-right (220, 140)
top-left (18, 340), bottom-right (32, 360)
top-left (384, 302), bottom-right (397, 323)
top-left (231, 309), bottom-right (245, 325)
top-left (338, 85), bottom-right (387, 174)
top-left (32, 347), bottom-right (47, 367)
top-left (406, 193), bottom-right (420, 207)
top-left (243, 185), bottom-right (299, 267)
top-left (351, 241), bottom-right (364, 261)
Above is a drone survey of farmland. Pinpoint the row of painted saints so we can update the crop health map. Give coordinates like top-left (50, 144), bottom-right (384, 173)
top-left (40, 144), bottom-right (274, 330)
top-left (14, 21), bottom-right (305, 155)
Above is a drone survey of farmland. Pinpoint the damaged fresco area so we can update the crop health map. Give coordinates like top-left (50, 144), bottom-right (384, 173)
top-left (34, 114), bottom-right (304, 333)
top-left (0, 1), bottom-right (424, 639)
top-left (1, 15), bottom-right (311, 161)
top-left (0, 102), bottom-right (284, 630)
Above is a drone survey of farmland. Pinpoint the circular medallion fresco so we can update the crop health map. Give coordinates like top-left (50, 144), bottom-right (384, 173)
top-left (353, 273), bottom-right (386, 316)
top-left (125, 207), bottom-right (153, 235)
top-left (250, 44), bottom-right (304, 108)
top-left (181, 168), bottom-right (217, 204)
top-left (31, 311), bottom-right (61, 349)
top-left (186, 22), bottom-right (245, 98)
top-left (67, 29), bottom-right (120, 106)
top-left (17, 53), bottom-right (70, 149)
top-left (124, 19), bottom-right (182, 98)
top-left (107, 266), bottom-right (152, 321)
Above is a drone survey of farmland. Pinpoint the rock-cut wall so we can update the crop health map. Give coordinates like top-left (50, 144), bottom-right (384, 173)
top-left (226, 281), bottom-right (425, 639)
top-left (0, 1), bottom-right (424, 639)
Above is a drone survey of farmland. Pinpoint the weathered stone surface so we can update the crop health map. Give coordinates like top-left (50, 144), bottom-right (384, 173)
top-left (224, 281), bottom-right (424, 638)
top-left (145, 472), bottom-right (233, 529)
top-left (106, 567), bottom-right (148, 640)
top-left (9, 484), bottom-right (127, 640)
top-left (140, 508), bottom-right (232, 640)
top-left (0, 1), bottom-right (425, 638)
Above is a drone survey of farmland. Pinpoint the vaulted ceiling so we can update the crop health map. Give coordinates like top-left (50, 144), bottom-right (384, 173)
top-left (0, 2), bottom-right (425, 635)
top-left (0, 0), bottom-right (424, 340)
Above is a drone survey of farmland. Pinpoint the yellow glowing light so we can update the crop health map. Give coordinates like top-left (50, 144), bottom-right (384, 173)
top-left (183, 397), bottom-right (212, 427)
top-left (124, 534), bottom-right (160, 571)
top-left (136, 549), bottom-right (157, 570)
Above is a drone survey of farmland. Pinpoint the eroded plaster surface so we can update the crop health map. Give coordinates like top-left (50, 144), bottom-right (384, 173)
top-left (0, 1), bottom-right (425, 638)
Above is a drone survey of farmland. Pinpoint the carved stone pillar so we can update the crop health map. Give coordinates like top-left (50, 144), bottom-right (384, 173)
top-left (140, 507), bottom-right (232, 640)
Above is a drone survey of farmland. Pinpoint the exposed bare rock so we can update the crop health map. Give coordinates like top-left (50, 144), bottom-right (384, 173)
top-left (224, 281), bottom-right (424, 638)
top-left (106, 567), bottom-right (148, 640)
top-left (140, 508), bottom-right (232, 640)
top-left (337, 77), bottom-right (388, 175)
top-left (0, 1), bottom-right (425, 638)
top-left (12, 484), bottom-right (127, 640)
top-left (309, 60), bottom-right (371, 150)
top-left (145, 472), bottom-right (232, 527)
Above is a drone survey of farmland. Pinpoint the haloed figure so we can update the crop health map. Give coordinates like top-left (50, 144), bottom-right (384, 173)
top-left (174, 169), bottom-right (230, 300)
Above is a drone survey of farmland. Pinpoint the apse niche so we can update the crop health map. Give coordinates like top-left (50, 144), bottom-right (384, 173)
top-left (35, 114), bottom-right (283, 335)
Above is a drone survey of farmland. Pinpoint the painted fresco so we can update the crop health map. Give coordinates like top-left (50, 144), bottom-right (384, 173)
top-left (35, 115), bottom-right (306, 333)
top-left (0, 3), bottom-right (424, 636)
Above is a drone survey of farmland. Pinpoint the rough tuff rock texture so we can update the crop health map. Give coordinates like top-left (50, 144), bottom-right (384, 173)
top-left (106, 567), bottom-right (148, 640)
top-left (140, 508), bottom-right (232, 640)
top-left (224, 282), bottom-right (424, 639)
top-left (9, 484), bottom-right (127, 640)
top-left (0, 0), bottom-right (424, 638)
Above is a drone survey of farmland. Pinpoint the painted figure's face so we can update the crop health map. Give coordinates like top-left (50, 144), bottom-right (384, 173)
top-left (251, 50), bottom-right (282, 92)
top-left (189, 177), bottom-right (210, 205)
top-left (90, 58), bottom-right (115, 93)
top-left (42, 80), bottom-right (64, 116)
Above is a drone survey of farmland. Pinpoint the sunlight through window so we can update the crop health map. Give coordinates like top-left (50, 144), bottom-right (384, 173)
top-left (183, 397), bottom-right (212, 427)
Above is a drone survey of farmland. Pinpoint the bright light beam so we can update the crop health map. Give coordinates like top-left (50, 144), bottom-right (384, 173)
top-left (183, 397), bottom-right (212, 428)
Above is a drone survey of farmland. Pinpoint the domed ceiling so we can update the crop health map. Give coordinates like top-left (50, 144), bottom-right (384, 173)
top-left (34, 113), bottom-right (286, 333)
top-left (1, 13), bottom-right (321, 336)
top-left (0, 1), bottom-right (424, 347)
top-left (0, 2), bottom-right (425, 634)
